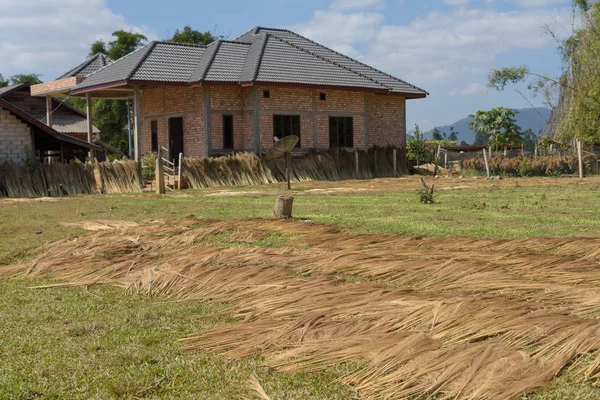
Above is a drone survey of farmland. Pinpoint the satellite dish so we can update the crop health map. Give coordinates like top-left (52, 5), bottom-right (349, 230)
top-left (265, 135), bottom-right (299, 160)
top-left (265, 135), bottom-right (299, 190)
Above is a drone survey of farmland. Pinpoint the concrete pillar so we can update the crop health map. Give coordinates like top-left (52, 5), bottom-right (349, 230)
top-left (133, 85), bottom-right (141, 160)
top-left (86, 93), bottom-right (94, 160)
top-left (46, 96), bottom-right (53, 128)
top-left (252, 86), bottom-right (260, 154)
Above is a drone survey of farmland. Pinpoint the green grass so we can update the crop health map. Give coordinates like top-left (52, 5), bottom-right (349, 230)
top-left (0, 278), bottom-right (357, 399)
top-left (2, 177), bottom-right (600, 399)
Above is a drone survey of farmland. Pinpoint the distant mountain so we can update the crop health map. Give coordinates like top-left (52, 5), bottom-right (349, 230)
top-left (425, 108), bottom-right (551, 144)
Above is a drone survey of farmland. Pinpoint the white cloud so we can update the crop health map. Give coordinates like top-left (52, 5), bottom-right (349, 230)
top-left (368, 8), bottom-right (570, 85)
top-left (444, 0), bottom-right (469, 6)
top-left (450, 83), bottom-right (487, 96)
top-left (330, 0), bottom-right (386, 10)
top-left (288, 10), bottom-right (384, 46)
top-left (0, 0), bottom-right (157, 81)
top-left (512, 0), bottom-right (569, 7)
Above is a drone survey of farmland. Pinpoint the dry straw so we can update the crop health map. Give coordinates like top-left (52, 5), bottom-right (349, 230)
top-left (5, 218), bottom-right (600, 399)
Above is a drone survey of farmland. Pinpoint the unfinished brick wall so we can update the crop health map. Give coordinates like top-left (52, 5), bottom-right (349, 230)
top-left (141, 86), bottom-right (205, 157)
top-left (367, 94), bottom-right (406, 148)
top-left (0, 107), bottom-right (31, 163)
top-left (138, 84), bottom-right (407, 158)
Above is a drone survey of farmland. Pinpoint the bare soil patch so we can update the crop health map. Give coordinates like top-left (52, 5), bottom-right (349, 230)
top-left (5, 217), bottom-right (600, 399)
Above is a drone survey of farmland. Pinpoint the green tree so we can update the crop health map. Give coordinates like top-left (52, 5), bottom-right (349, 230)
top-left (0, 73), bottom-right (8, 88)
top-left (469, 108), bottom-right (522, 152)
top-left (83, 31), bottom-right (147, 155)
top-left (10, 73), bottom-right (42, 85)
top-left (488, 1), bottom-right (600, 145)
top-left (448, 127), bottom-right (459, 142)
top-left (170, 25), bottom-right (217, 45)
top-left (407, 124), bottom-right (428, 166)
top-left (431, 127), bottom-right (444, 141)
top-left (521, 128), bottom-right (538, 152)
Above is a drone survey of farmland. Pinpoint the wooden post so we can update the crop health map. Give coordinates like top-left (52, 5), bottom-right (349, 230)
top-left (577, 139), bottom-right (584, 178)
top-left (534, 145), bottom-right (538, 159)
top-left (46, 96), bottom-right (53, 128)
top-left (273, 196), bottom-right (294, 219)
top-left (482, 148), bottom-right (490, 178)
top-left (521, 143), bottom-right (525, 157)
top-left (177, 152), bottom-right (183, 190)
top-left (156, 147), bottom-right (165, 194)
top-left (285, 152), bottom-right (291, 190)
top-left (86, 93), bottom-right (94, 160)
top-left (60, 143), bottom-right (64, 164)
top-left (393, 148), bottom-right (397, 178)
top-left (354, 149), bottom-right (359, 178)
top-left (133, 85), bottom-right (141, 161)
top-left (444, 149), bottom-right (448, 170)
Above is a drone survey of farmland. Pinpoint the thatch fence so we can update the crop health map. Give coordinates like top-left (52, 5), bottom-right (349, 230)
top-left (0, 160), bottom-right (143, 198)
top-left (182, 147), bottom-right (407, 189)
top-left (462, 155), bottom-right (599, 177)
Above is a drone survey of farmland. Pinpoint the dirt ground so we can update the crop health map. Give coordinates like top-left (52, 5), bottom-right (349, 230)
top-left (5, 215), bottom-right (600, 399)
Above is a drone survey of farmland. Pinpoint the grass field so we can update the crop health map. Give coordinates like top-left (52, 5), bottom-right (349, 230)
top-left (1, 176), bottom-right (600, 399)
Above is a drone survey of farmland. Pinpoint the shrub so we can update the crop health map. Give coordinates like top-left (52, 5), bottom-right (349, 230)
top-left (462, 155), bottom-right (596, 177)
top-left (141, 152), bottom-right (156, 181)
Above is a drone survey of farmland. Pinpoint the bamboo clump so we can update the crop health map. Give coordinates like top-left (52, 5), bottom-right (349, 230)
top-left (6, 217), bottom-right (600, 398)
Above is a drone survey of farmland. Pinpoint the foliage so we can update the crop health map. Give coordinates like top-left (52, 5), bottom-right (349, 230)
top-left (170, 26), bottom-right (218, 45)
top-left (521, 128), bottom-right (538, 152)
top-left (418, 178), bottom-right (435, 204)
top-left (0, 73), bottom-right (43, 87)
top-left (9, 74), bottom-right (42, 85)
top-left (469, 108), bottom-right (522, 150)
top-left (141, 152), bottom-right (156, 181)
top-left (463, 154), bottom-right (594, 176)
top-left (91, 30), bottom-right (148, 60)
top-left (488, 1), bottom-right (600, 145)
top-left (431, 127), bottom-right (459, 142)
top-left (407, 124), bottom-right (429, 165)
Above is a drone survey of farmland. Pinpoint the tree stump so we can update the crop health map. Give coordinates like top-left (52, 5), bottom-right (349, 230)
top-left (273, 196), bottom-right (294, 219)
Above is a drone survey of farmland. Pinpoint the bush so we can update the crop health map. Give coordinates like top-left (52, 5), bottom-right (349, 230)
top-left (462, 155), bottom-right (595, 177)
top-left (141, 152), bottom-right (156, 181)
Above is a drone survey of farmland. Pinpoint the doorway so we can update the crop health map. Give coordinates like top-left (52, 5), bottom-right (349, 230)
top-left (168, 117), bottom-right (183, 161)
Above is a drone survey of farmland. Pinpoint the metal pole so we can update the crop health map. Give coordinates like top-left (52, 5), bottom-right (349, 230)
top-left (86, 93), bottom-right (94, 160)
top-left (393, 148), bottom-right (397, 178)
top-left (285, 152), bottom-right (291, 190)
top-left (178, 152), bottom-right (183, 190)
top-left (127, 99), bottom-right (132, 159)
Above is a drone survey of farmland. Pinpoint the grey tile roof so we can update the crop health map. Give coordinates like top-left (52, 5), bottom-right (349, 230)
top-left (58, 53), bottom-right (113, 80)
top-left (240, 28), bottom-right (427, 95)
top-left (131, 42), bottom-right (206, 82)
top-left (39, 115), bottom-right (100, 134)
top-left (75, 44), bottom-right (155, 90)
top-left (256, 34), bottom-right (384, 89)
top-left (204, 42), bottom-right (250, 82)
top-left (70, 27), bottom-right (427, 97)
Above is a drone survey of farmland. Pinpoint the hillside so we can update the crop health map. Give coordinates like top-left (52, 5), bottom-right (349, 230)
top-left (426, 108), bottom-right (551, 144)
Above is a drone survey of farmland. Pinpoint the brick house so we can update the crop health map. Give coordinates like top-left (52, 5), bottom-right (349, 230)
top-left (32, 27), bottom-right (427, 162)
top-left (0, 83), bottom-right (102, 163)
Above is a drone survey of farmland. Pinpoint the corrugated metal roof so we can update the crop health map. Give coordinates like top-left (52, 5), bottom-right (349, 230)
top-left (39, 115), bottom-right (100, 134)
top-left (69, 27), bottom-right (427, 97)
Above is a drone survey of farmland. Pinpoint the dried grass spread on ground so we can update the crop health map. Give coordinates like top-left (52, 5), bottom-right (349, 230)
top-left (4, 217), bottom-right (600, 399)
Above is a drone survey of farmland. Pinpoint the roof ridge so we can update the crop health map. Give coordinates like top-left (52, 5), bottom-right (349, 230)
top-left (0, 83), bottom-right (28, 98)
top-left (156, 40), bottom-right (209, 48)
top-left (190, 40), bottom-right (222, 82)
top-left (268, 34), bottom-right (391, 91)
top-left (251, 33), bottom-right (269, 82)
top-left (81, 44), bottom-right (149, 81)
top-left (273, 29), bottom-right (428, 95)
top-left (126, 41), bottom-right (157, 80)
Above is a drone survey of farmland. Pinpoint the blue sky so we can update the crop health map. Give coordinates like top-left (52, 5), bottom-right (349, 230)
top-left (0, 0), bottom-right (574, 131)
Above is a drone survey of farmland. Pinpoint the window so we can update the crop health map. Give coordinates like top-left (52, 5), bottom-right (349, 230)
top-left (223, 115), bottom-right (234, 150)
top-left (263, 90), bottom-right (271, 99)
top-left (319, 92), bottom-right (327, 101)
top-left (329, 117), bottom-right (354, 148)
top-left (273, 115), bottom-right (301, 148)
top-left (151, 120), bottom-right (158, 152)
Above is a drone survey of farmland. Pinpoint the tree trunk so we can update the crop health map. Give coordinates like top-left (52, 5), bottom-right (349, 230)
top-left (273, 196), bottom-right (294, 219)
